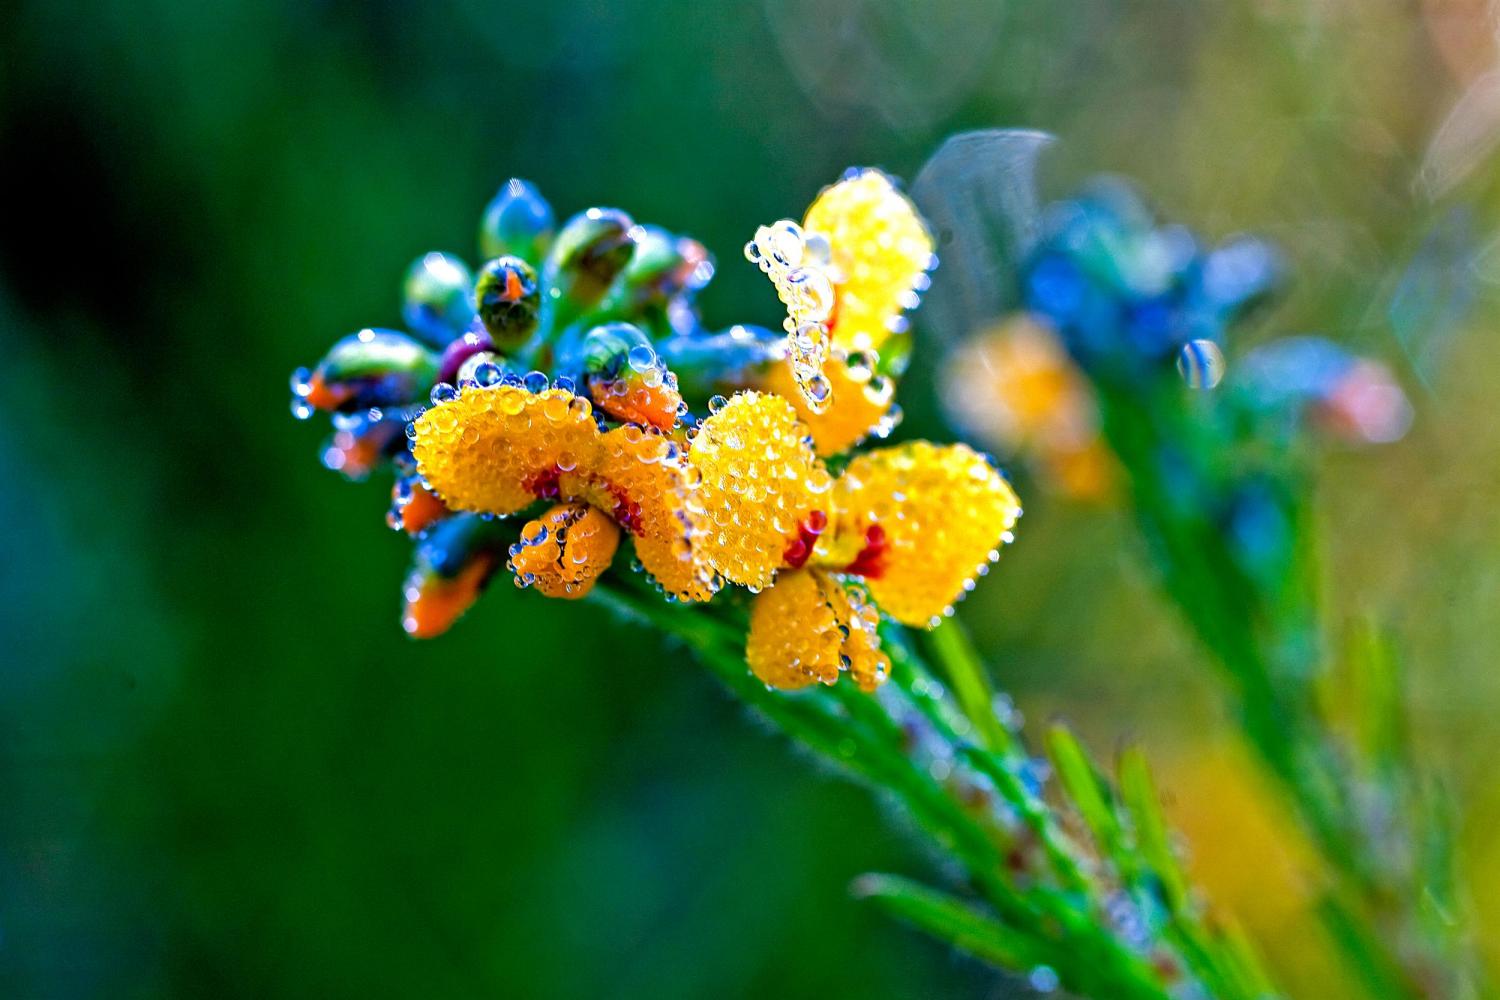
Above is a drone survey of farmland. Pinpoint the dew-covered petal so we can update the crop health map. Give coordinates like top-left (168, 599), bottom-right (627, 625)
top-left (802, 168), bottom-right (935, 355)
top-left (746, 569), bottom-right (890, 692)
top-left (586, 426), bottom-right (716, 602)
top-left (508, 502), bottom-right (621, 600)
top-left (412, 383), bottom-right (601, 516)
top-left (832, 442), bottom-right (1020, 627)
top-left (687, 391), bottom-right (831, 591)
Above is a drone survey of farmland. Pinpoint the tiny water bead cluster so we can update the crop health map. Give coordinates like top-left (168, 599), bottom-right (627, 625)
top-left (291, 171), bottom-right (1021, 693)
top-left (943, 178), bottom-right (1411, 498)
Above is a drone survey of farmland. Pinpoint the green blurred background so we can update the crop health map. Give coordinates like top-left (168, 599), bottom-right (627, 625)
top-left (2, 1), bottom-right (1497, 997)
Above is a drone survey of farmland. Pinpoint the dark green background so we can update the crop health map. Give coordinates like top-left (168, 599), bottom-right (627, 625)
top-left (3, 2), bottom-right (1497, 997)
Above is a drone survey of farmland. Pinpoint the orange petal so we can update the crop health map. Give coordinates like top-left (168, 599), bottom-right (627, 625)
top-left (686, 392), bottom-right (832, 591)
top-left (392, 480), bottom-right (451, 536)
top-left (401, 554), bottom-right (499, 639)
top-left (588, 377), bottom-right (683, 432)
top-left (832, 442), bottom-right (1020, 627)
top-left (746, 569), bottom-right (889, 692)
top-left (585, 426), bottom-right (717, 602)
top-left (412, 384), bottom-right (601, 516)
top-left (509, 502), bottom-right (621, 599)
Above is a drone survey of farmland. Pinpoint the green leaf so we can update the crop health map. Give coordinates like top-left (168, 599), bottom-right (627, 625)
top-left (1117, 748), bottom-right (1188, 910)
top-left (927, 619), bottom-right (1013, 753)
top-left (852, 873), bottom-right (1050, 971)
top-left (1046, 725), bottom-right (1124, 859)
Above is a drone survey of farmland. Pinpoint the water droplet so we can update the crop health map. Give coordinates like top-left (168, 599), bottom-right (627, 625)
top-left (627, 343), bottom-right (657, 373)
top-left (1177, 339), bottom-right (1225, 389)
top-left (1028, 966), bottom-right (1059, 993)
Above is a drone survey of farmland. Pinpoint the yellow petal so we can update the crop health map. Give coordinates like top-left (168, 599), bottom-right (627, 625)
top-left (760, 351), bottom-right (895, 456)
top-left (832, 442), bottom-right (1020, 627)
top-left (746, 569), bottom-right (890, 692)
top-left (587, 426), bottom-right (717, 602)
top-left (686, 392), bottom-right (832, 590)
top-left (412, 384), bottom-right (600, 516)
top-left (803, 169), bottom-right (934, 356)
top-left (508, 502), bottom-right (620, 599)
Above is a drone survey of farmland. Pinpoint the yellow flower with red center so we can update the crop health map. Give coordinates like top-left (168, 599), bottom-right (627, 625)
top-left (686, 392), bottom-right (1021, 692)
top-left (746, 169), bottom-right (934, 432)
top-left (411, 381), bottom-right (716, 601)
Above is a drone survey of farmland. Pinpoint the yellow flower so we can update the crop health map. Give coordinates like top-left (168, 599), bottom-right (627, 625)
top-left (746, 169), bottom-right (934, 416)
top-left (746, 568), bottom-right (888, 692)
top-left (689, 391), bottom-right (1020, 691)
top-left (412, 382), bottom-right (717, 600)
top-left (942, 318), bottom-right (1113, 501)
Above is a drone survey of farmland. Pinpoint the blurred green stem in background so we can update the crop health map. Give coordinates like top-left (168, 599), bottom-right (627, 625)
top-left (590, 575), bottom-right (1283, 1000)
top-left (1095, 374), bottom-right (1492, 1000)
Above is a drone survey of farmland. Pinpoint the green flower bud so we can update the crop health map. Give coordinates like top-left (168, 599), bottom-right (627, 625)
top-left (474, 256), bottom-right (540, 351)
top-left (544, 208), bottom-right (637, 314)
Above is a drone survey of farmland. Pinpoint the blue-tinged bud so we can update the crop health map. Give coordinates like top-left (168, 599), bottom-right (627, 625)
top-left (402, 252), bottom-right (477, 348)
top-left (479, 179), bottom-right (555, 266)
top-left (618, 226), bottom-right (714, 308)
top-left (402, 513), bottom-right (508, 638)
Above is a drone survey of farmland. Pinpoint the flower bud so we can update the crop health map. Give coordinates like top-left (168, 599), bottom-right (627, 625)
top-left (617, 226), bottom-right (713, 309)
top-left (294, 328), bottom-right (440, 413)
top-left (474, 256), bottom-right (540, 351)
top-left (577, 323), bottom-right (684, 430)
top-left (401, 514), bottom-right (506, 638)
top-left (401, 252), bottom-right (476, 348)
top-left (544, 208), bottom-right (637, 314)
top-left (478, 178), bottom-right (555, 265)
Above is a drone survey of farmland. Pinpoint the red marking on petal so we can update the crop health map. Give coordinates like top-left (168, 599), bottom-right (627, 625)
top-left (602, 483), bottom-right (644, 535)
top-left (525, 466), bottom-right (563, 501)
top-left (843, 524), bottom-right (887, 579)
top-left (783, 511), bottom-right (827, 569)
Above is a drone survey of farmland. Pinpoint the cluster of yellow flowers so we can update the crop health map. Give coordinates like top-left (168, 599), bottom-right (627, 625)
top-left (401, 169), bottom-right (1020, 693)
